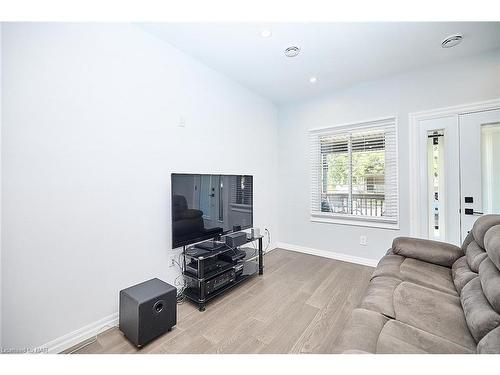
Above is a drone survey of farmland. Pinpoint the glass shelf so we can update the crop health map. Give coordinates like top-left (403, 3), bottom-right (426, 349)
top-left (181, 235), bottom-right (263, 311)
top-left (183, 261), bottom-right (259, 304)
top-left (184, 247), bottom-right (258, 281)
top-left (184, 236), bottom-right (263, 261)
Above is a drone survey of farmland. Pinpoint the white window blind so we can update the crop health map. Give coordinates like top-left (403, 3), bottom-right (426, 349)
top-left (310, 117), bottom-right (398, 224)
top-left (230, 175), bottom-right (253, 206)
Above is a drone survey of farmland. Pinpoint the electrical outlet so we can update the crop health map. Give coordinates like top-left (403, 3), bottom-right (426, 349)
top-left (360, 235), bottom-right (367, 246)
top-left (169, 256), bottom-right (176, 267)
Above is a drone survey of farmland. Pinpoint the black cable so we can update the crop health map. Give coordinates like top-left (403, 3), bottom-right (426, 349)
top-left (174, 250), bottom-right (186, 303)
top-left (264, 228), bottom-right (271, 253)
top-left (223, 242), bottom-right (237, 254)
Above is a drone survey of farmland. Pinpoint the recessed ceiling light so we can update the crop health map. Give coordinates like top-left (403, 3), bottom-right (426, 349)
top-left (284, 46), bottom-right (300, 58)
top-left (441, 34), bottom-right (463, 48)
top-left (261, 30), bottom-right (272, 38)
top-left (309, 77), bottom-right (317, 84)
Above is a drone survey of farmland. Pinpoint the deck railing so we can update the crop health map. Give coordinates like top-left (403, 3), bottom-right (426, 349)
top-left (322, 193), bottom-right (385, 217)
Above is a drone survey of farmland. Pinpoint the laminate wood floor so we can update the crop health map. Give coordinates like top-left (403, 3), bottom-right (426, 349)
top-left (66, 249), bottom-right (373, 354)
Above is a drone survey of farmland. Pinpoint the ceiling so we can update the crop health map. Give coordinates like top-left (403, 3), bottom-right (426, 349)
top-left (139, 22), bottom-right (500, 104)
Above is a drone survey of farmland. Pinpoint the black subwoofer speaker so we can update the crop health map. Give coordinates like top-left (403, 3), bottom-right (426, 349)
top-left (119, 278), bottom-right (177, 347)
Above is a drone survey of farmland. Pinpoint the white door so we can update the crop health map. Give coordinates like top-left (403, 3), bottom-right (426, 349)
top-left (199, 175), bottom-right (216, 226)
top-left (459, 109), bottom-right (500, 239)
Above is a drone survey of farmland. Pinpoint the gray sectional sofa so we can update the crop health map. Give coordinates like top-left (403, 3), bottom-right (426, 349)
top-left (334, 214), bottom-right (500, 354)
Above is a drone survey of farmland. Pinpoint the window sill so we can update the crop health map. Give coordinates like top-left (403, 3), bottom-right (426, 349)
top-left (310, 213), bottom-right (400, 230)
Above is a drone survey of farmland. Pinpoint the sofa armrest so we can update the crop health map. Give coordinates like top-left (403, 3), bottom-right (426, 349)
top-left (391, 237), bottom-right (463, 267)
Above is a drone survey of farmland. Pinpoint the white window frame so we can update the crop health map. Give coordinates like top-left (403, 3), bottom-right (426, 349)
top-left (309, 116), bottom-right (399, 230)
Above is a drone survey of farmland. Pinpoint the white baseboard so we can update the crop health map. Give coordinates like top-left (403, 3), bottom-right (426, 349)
top-left (41, 312), bottom-right (118, 354)
top-left (276, 242), bottom-right (379, 267)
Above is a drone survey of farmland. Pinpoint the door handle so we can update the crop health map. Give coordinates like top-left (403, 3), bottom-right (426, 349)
top-left (464, 208), bottom-right (483, 216)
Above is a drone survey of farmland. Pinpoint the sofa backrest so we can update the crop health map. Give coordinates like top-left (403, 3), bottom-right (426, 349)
top-left (461, 215), bottom-right (500, 272)
top-left (457, 215), bottom-right (500, 353)
top-left (172, 194), bottom-right (188, 221)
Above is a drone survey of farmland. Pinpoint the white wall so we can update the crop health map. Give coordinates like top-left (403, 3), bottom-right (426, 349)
top-left (277, 49), bottom-right (500, 261)
top-left (1, 23), bottom-right (278, 350)
top-left (0, 23), bottom-right (3, 348)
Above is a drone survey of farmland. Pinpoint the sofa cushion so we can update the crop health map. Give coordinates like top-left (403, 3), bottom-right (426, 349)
top-left (477, 326), bottom-right (500, 354)
top-left (393, 282), bottom-right (476, 350)
top-left (360, 276), bottom-right (400, 318)
top-left (372, 254), bottom-right (404, 279)
top-left (400, 258), bottom-right (457, 295)
top-left (333, 308), bottom-right (388, 354)
top-left (479, 258), bottom-right (500, 312)
top-left (461, 277), bottom-right (500, 343)
top-left (372, 255), bottom-right (457, 296)
top-left (377, 320), bottom-right (474, 354)
top-left (452, 256), bottom-right (477, 295)
top-left (465, 241), bottom-right (488, 272)
top-left (472, 214), bottom-right (500, 249)
top-left (392, 237), bottom-right (463, 267)
top-left (484, 224), bottom-right (500, 271)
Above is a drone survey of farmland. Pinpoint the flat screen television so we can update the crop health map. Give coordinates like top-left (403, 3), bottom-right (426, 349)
top-left (171, 173), bottom-right (253, 248)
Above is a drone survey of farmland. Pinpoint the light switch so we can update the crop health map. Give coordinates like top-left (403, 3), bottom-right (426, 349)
top-left (179, 116), bottom-right (186, 127)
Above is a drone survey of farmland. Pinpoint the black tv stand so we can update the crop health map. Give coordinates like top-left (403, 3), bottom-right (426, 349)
top-left (181, 235), bottom-right (264, 311)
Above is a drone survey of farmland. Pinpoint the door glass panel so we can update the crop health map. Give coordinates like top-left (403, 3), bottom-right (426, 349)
top-left (481, 123), bottom-right (500, 214)
top-left (218, 176), bottom-right (224, 221)
top-left (427, 130), bottom-right (445, 241)
top-left (199, 175), bottom-right (211, 219)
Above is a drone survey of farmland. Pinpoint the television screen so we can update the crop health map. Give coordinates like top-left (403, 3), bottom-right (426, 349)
top-left (171, 173), bottom-right (253, 248)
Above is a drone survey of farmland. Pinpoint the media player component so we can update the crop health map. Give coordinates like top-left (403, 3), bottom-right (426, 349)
top-left (195, 240), bottom-right (227, 252)
top-left (224, 232), bottom-right (248, 248)
top-left (218, 248), bottom-right (247, 263)
top-left (204, 269), bottom-right (236, 295)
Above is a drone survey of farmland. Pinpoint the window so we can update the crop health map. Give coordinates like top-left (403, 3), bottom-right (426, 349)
top-left (310, 117), bottom-right (398, 226)
top-left (234, 176), bottom-right (252, 205)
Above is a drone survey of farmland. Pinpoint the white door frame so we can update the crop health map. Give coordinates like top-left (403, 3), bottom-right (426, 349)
top-left (408, 98), bottom-right (500, 239)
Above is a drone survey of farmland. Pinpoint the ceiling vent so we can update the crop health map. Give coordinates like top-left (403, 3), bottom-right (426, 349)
top-left (441, 34), bottom-right (463, 48)
top-left (284, 46), bottom-right (300, 57)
